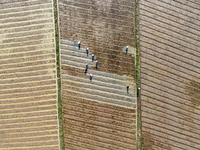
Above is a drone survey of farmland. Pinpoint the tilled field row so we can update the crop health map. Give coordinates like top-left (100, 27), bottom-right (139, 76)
top-left (62, 94), bottom-right (136, 113)
top-left (59, 14), bottom-right (133, 32)
top-left (0, 0), bottom-right (59, 149)
top-left (0, 3), bottom-right (52, 14)
top-left (60, 34), bottom-right (134, 52)
top-left (142, 107), bottom-right (200, 137)
top-left (1, 28), bottom-right (54, 40)
top-left (1, 33), bottom-right (54, 45)
top-left (140, 40), bottom-right (199, 68)
top-left (141, 85), bottom-right (200, 117)
top-left (140, 4), bottom-right (200, 32)
top-left (142, 73), bottom-right (200, 105)
top-left (60, 0), bottom-right (134, 10)
top-left (140, 34), bottom-right (200, 63)
top-left (61, 66), bottom-right (135, 88)
top-left (151, 0), bottom-right (200, 15)
top-left (0, 116), bottom-right (58, 127)
top-left (0, 49), bottom-right (54, 60)
top-left (62, 98), bottom-right (136, 150)
top-left (141, 51), bottom-right (200, 78)
top-left (0, 18), bottom-right (53, 29)
top-left (61, 29), bottom-right (134, 45)
top-left (0, 140), bottom-right (59, 149)
top-left (62, 79), bottom-right (135, 97)
top-left (0, 43), bottom-right (54, 54)
top-left (140, 0), bottom-right (200, 149)
top-left (62, 61), bottom-right (135, 79)
top-left (62, 89), bottom-right (135, 108)
top-left (60, 25), bottom-right (134, 42)
top-left (0, 12), bottom-right (53, 25)
top-left (143, 112), bottom-right (199, 144)
top-left (0, 8), bottom-right (53, 20)
top-left (140, 0), bottom-right (200, 25)
top-left (140, 26), bottom-right (200, 56)
top-left (61, 48), bottom-right (134, 66)
top-left (141, 63), bottom-right (199, 91)
top-left (0, 0), bottom-right (52, 9)
top-left (62, 84), bottom-right (134, 103)
top-left (0, 54), bottom-right (55, 65)
top-left (62, 75), bottom-right (134, 92)
top-left (139, 9), bottom-right (200, 38)
top-left (140, 18), bottom-right (200, 44)
top-left (142, 121), bottom-right (200, 149)
top-left (59, 2), bottom-right (134, 19)
top-left (0, 62), bottom-right (55, 75)
top-left (0, 38), bottom-right (55, 50)
top-left (0, 68), bottom-right (56, 81)
top-left (0, 22), bottom-right (53, 35)
top-left (59, 0), bottom-right (136, 148)
top-left (60, 41), bottom-right (134, 57)
top-left (140, 22), bottom-right (200, 52)
top-left (0, 94), bottom-right (56, 104)
top-left (61, 56), bottom-right (135, 77)
top-left (63, 98), bottom-right (135, 118)
top-left (141, 57), bottom-right (199, 82)
top-left (142, 92), bottom-right (200, 123)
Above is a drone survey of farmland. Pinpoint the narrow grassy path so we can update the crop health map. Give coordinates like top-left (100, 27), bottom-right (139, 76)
top-left (53, 0), bottom-right (64, 149)
top-left (135, 0), bottom-right (141, 149)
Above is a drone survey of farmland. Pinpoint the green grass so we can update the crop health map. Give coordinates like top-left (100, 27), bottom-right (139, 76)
top-left (135, 0), bottom-right (141, 150)
top-left (53, 0), bottom-right (64, 149)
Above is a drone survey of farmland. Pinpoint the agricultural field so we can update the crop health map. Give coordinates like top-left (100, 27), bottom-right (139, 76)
top-left (0, 0), bottom-right (60, 149)
top-left (58, 0), bottom-right (137, 149)
top-left (139, 0), bottom-right (200, 149)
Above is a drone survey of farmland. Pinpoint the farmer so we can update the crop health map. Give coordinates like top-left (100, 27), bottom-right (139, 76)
top-left (86, 48), bottom-right (89, 57)
top-left (84, 68), bottom-right (87, 75)
top-left (85, 63), bottom-right (88, 69)
top-left (127, 85), bottom-right (129, 94)
top-left (92, 54), bottom-right (94, 62)
top-left (96, 60), bottom-right (98, 69)
top-left (126, 46), bottom-right (128, 54)
top-left (78, 41), bottom-right (81, 50)
top-left (90, 73), bottom-right (93, 81)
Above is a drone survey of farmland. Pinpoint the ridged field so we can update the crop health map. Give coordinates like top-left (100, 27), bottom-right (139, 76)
top-left (58, 0), bottom-right (137, 149)
top-left (139, 0), bottom-right (200, 149)
top-left (0, 0), bottom-right (60, 149)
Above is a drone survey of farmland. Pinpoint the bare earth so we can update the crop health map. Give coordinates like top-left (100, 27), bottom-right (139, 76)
top-left (0, 0), bottom-right (60, 149)
top-left (139, 0), bottom-right (200, 149)
top-left (58, 0), bottom-right (137, 149)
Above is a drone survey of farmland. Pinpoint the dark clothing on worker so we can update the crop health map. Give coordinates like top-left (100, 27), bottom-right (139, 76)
top-left (85, 63), bottom-right (88, 69)
top-left (84, 68), bottom-right (87, 75)
top-left (90, 73), bottom-right (92, 81)
top-left (78, 41), bottom-right (81, 50)
top-left (86, 48), bottom-right (89, 57)
top-left (127, 86), bottom-right (129, 94)
top-left (96, 61), bottom-right (98, 69)
top-left (92, 54), bottom-right (94, 62)
top-left (126, 46), bottom-right (128, 54)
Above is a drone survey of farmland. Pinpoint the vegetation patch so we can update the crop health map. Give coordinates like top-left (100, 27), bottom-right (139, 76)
top-left (135, 0), bottom-right (141, 149)
top-left (53, 0), bottom-right (64, 149)
top-left (186, 81), bottom-right (200, 106)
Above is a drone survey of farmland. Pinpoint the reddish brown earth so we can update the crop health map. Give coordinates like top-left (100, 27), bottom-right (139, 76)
top-left (58, 0), bottom-right (137, 149)
top-left (0, 0), bottom-right (60, 149)
top-left (139, 0), bottom-right (200, 149)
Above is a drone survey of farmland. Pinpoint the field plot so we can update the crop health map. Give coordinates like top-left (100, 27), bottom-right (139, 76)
top-left (139, 0), bottom-right (200, 149)
top-left (0, 0), bottom-right (60, 149)
top-left (58, 0), bottom-right (137, 149)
